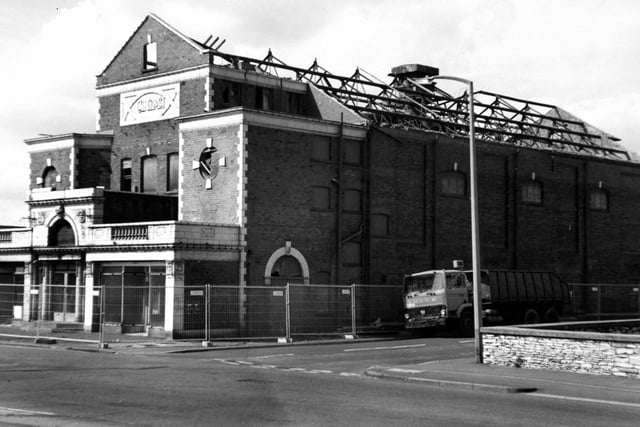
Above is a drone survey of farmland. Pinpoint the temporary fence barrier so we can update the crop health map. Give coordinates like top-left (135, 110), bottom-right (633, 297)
top-left (569, 283), bottom-right (640, 320)
top-left (7, 281), bottom-right (640, 347)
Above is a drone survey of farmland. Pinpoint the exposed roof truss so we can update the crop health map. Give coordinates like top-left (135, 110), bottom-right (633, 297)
top-left (205, 47), bottom-right (629, 161)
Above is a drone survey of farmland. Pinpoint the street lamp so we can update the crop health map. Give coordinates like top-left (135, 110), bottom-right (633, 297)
top-left (417, 75), bottom-right (483, 363)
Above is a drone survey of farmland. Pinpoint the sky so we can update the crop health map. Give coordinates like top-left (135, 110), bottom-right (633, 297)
top-left (0, 0), bottom-right (638, 226)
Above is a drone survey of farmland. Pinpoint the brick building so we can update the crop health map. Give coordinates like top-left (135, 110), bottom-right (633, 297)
top-left (0, 14), bottom-right (638, 337)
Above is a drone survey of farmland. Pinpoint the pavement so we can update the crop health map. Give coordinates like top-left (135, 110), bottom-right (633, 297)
top-left (2, 325), bottom-right (640, 409)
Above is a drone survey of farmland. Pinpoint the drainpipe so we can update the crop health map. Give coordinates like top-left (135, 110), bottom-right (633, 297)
top-left (335, 115), bottom-right (344, 284)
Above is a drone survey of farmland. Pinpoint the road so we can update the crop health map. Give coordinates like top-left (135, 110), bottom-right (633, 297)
top-left (0, 337), bottom-right (638, 426)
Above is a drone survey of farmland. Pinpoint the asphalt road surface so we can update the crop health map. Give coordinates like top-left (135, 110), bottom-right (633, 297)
top-left (1, 337), bottom-right (638, 426)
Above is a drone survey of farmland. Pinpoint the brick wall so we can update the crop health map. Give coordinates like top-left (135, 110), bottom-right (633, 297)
top-left (368, 125), bottom-right (640, 285)
top-left (29, 148), bottom-right (72, 191)
top-left (244, 125), bottom-right (346, 286)
top-left (100, 77), bottom-right (206, 193)
top-left (180, 124), bottom-right (241, 223)
top-left (97, 16), bottom-right (206, 87)
top-left (184, 260), bottom-right (239, 287)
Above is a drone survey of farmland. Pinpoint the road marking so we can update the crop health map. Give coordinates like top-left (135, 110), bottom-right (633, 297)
top-left (532, 392), bottom-right (640, 409)
top-left (387, 368), bottom-right (425, 374)
top-left (253, 353), bottom-right (295, 359)
top-left (458, 339), bottom-right (475, 344)
top-left (236, 361), bottom-right (253, 365)
top-left (339, 372), bottom-right (362, 377)
top-left (344, 344), bottom-right (426, 352)
top-left (0, 406), bottom-right (56, 416)
top-left (305, 369), bottom-right (333, 374)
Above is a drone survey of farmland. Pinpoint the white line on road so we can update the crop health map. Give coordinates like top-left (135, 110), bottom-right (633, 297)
top-left (532, 392), bottom-right (640, 409)
top-left (339, 372), bottom-right (362, 377)
top-left (253, 353), bottom-right (295, 359)
top-left (418, 360), bottom-right (440, 366)
top-left (387, 368), bottom-right (425, 374)
top-left (0, 406), bottom-right (56, 416)
top-left (458, 340), bottom-right (475, 344)
top-left (344, 344), bottom-right (426, 352)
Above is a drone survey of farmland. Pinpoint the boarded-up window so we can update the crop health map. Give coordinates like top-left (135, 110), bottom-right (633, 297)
top-left (522, 180), bottom-right (543, 205)
top-left (442, 171), bottom-right (466, 196)
top-left (141, 155), bottom-right (158, 193)
top-left (343, 242), bottom-right (361, 265)
top-left (344, 189), bottom-right (361, 212)
top-left (312, 186), bottom-right (331, 210)
top-left (167, 153), bottom-right (179, 192)
top-left (343, 140), bottom-right (361, 165)
top-left (372, 214), bottom-right (390, 236)
top-left (590, 189), bottom-right (609, 211)
top-left (313, 139), bottom-right (331, 161)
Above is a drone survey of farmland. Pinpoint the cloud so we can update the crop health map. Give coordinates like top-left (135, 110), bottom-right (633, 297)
top-left (0, 0), bottom-right (638, 225)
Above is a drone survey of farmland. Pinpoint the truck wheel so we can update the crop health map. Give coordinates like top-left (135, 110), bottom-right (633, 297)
top-left (458, 310), bottom-right (474, 337)
top-left (523, 308), bottom-right (540, 324)
top-left (544, 307), bottom-right (560, 323)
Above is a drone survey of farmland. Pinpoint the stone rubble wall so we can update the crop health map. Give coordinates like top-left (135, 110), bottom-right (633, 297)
top-left (482, 323), bottom-right (640, 379)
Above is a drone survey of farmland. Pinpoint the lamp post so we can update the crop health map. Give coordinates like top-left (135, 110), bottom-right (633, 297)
top-left (423, 75), bottom-right (483, 363)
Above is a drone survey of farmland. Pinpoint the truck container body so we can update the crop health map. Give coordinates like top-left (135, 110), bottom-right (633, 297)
top-left (403, 268), bottom-right (570, 334)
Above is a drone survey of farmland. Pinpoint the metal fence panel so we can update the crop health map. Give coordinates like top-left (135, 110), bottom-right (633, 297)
top-left (288, 284), bottom-right (352, 335)
top-left (354, 285), bottom-right (404, 332)
top-left (0, 283), bottom-right (24, 324)
top-left (569, 283), bottom-right (640, 320)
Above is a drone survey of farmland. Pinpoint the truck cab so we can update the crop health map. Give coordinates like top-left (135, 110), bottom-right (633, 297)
top-left (403, 269), bottom-right (470, 329)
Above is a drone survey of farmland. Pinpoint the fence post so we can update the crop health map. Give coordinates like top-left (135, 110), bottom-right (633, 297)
top-left (98, 285), bottom-right (105, 350)
top-left (285, 283), bottom-right (291, 342)
top-left (597, 284), bottom-right (602, 320)
top-left (204, 284), bottom-right (211, 344)
top-left (351, 283), bottom-right (357, 338)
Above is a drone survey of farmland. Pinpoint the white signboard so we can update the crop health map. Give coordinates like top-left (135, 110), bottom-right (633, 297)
top-left (120, 83), bottom-right (180, 126)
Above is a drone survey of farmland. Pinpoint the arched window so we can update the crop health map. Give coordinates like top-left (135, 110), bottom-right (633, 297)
top-left (42, 166), bottom-right (58, 189)
top-left (48, 220), bottom-right (75, 246)
top-left (270, 255), bottom-right (303, 286)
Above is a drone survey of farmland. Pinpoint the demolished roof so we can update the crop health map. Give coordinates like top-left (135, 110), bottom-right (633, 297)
top-left (147, 15), bottom-right (633, 162)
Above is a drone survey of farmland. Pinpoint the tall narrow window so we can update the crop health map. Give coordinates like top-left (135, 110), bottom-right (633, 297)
top-left (590, 188), bottom-right (609, 211)
top-left (121, 159), bottom-right (132, 192)
top-left (143, 41), bottom-right (157, 71)
top-left (42, 166), bottom-right (58, 189)
top-left (167, 153), bottom-right (179, 192)
top-left (522, 180), bottom-right (543, 205)
top-left (255, 87), bottom-right (271, 110)
top-left (344, 189), bottom-right (362, 212)
top-left (141, 155), bottom-right (158, 193)
top-left (312, 186), bottom-right (331, 210)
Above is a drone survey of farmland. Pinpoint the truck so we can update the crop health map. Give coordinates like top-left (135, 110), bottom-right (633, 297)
top-left (402, 265), bottom-right (571, 335)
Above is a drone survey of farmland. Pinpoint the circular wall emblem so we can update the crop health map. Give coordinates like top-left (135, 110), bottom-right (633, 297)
top-left (199, 147), bottom-right (219, 180)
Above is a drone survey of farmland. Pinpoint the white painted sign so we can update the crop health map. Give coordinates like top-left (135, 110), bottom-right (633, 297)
top-left (190, 290), bottom-right (204, 296)
top-left (273, 290), bottom-right (284, 297)
top-left (120, 83), bottom-right (180, 126)
top-left (341, 289), bottom-right (351, 295)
